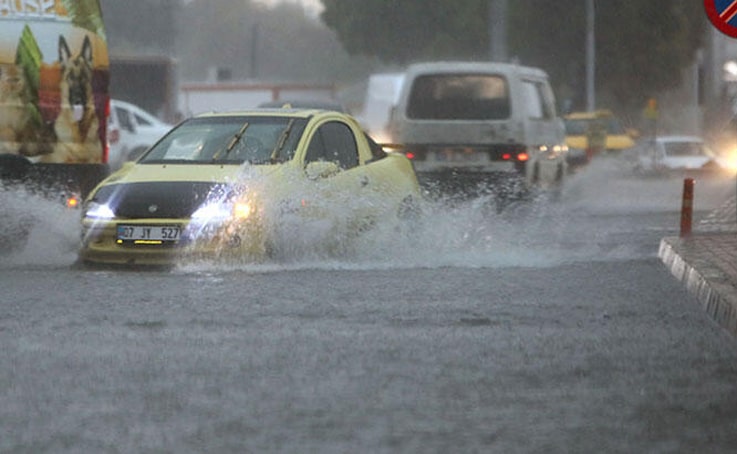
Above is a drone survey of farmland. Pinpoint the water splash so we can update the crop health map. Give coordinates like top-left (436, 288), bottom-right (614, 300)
top-left (0, 187), bottom-right (81, 268)
top-left (3, 159), bottom-right (711, 272)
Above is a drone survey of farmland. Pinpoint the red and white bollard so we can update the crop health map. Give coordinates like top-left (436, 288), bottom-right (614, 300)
top-left (680, 178), bottom-right (694, 237)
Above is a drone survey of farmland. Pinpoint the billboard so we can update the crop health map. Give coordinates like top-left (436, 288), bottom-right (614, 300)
top-left (0, 0), bottom-right (109, 163)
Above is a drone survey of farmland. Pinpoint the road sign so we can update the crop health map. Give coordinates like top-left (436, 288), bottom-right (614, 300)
top-left (705, 0), bottom-right (737, 38)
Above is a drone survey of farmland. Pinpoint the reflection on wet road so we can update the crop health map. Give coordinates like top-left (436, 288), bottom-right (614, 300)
top-left (2, 160), bottom-right (737, 452)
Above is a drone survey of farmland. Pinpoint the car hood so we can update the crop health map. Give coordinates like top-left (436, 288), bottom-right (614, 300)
top-left (90, 163), bottom-right (284, 219)
top-left (105, 162), bottom-right (281, 185)
top-left (565, 134), bottom-right (635, 151)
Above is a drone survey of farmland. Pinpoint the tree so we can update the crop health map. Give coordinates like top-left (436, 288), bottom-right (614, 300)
top-left (508, 0), bottom-right (705, 113)
top-left (321, 0), bottom-right (706, 113)
top-left (595, 1), bottom-right (705, 112)
top-left (321, 0), bottom-right (489, 64)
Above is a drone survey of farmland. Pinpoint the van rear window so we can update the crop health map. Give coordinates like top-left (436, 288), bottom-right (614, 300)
top-left (406, 74), bottom-right (510, 120)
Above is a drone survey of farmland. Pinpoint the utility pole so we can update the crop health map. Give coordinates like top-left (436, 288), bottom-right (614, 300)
top-left (250, 22), bottom-right (260, 79)
top-left (586, 0), bottom-right (595, 111)
top-left (489, 0), bottom-right (508, 62)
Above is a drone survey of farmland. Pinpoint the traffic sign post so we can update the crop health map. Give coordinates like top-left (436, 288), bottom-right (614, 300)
top-left (681, 178), bottom-right (694, 238)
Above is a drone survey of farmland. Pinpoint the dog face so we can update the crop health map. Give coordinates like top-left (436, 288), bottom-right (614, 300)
top-left (58, 35), bottom-right (93, 110)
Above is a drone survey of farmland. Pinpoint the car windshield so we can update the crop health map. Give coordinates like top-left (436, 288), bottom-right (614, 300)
top-left (565, 117), bottom-right (625, 135)
top-left (604, 117), bottom-right (626, 134)
top-left (564, 119), bottom-right (592, 135)
top-left (663, 141), bottom-right (705, 157)
top-left (407, 74), bottom-right (510, 120)
top-left (565, 117), bottom-right (627, 136)
top-left (139, 116), bottom-right (308, 164)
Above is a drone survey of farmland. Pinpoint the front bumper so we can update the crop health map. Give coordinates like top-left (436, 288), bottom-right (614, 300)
top-left (79, 218), bottom-right (266, 266)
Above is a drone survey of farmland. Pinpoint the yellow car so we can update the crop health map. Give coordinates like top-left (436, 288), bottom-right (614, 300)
top-left (79, 109), bottom-right (422, 266)
top-left (564, 110), bottom-right (636, 154)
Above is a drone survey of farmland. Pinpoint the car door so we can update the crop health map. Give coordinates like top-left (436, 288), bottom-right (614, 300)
top-left (302, 120), bottom-right (379, 232)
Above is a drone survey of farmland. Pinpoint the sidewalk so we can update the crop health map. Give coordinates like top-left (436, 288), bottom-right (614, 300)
top-left (659, 196), bottom-right (737, 337)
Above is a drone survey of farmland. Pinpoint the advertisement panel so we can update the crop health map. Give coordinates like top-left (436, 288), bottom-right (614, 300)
top-left (0, 0), bottom-right (109, 165)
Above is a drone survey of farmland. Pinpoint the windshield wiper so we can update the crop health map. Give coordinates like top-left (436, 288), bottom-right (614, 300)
top-left (212, 121), bottom-right (249, 161)
top-left (269, 119), bottom-right (295, 163)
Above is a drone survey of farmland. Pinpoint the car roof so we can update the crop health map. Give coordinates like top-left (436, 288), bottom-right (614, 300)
top-left (194, 109), bottom-right (328, 119)
top-left (110, 99), bottom-right (146, 110)
top-left (404, 61), bottom-right (549, 78)
top-left (257, 100), bottom-right (346, 112)
top-left (564, 110), bottom-right (615, 120)
top-left (652, 135), bottom-right (703, 144)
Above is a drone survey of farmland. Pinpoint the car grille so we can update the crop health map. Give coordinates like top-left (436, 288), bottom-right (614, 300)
top-left (92, 182), bottom-right (225, 219)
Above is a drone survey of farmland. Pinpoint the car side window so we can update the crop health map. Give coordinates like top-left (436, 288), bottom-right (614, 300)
top-left (305, 121), bottom-right (359, 169)
top-left (522, 80), bottom-right (555, 120)
top-left (116, 106), bottom-right (135, 132)
top-left (134, 113), bottom-right (152, 126)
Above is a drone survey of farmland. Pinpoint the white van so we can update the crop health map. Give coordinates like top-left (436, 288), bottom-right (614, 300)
top-left (387, 61), bottom-right (568, 190)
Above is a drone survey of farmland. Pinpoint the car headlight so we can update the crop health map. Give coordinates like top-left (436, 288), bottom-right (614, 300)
top-left (191, 200), bottom-right (253, 223)
top-left (191, 202), bottom-right (232, 222)
top-left (232, 202), bottom-right (252, 219)
top-left (84, 201), bottom-right (115, 220)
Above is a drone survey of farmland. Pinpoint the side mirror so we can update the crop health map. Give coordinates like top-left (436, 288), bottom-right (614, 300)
top-left (305, 160), bottom-right (340, 180)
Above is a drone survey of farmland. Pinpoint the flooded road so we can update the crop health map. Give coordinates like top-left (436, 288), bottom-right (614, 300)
top-left (2, 161), bottom-right (737, 452)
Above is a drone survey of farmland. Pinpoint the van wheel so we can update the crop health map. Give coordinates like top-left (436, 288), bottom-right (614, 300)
top-left (555, 163), bottom-right (564, 182)
top-left (531, 163), bottom-right (540, 185)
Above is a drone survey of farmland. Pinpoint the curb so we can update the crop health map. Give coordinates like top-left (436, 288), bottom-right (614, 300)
top-left (659, 236), bottom-right (737, 337)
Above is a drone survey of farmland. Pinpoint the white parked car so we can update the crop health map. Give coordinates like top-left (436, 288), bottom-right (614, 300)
top-left (107, 99), bottom-right (172, 171)
top-left (629, 136), bottom-right (725, 174)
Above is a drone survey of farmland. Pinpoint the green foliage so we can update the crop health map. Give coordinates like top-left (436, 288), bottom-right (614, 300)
top-left (15, 26), bottom-right (42, 128)
top-left (594, 0), bottom-right (704, 111)
top-left (321, 0), bottom-right (489, 64)
top-left (62, 0), bottom-right (107, 40)
top-left (321, 0), bottom-right (706, 112)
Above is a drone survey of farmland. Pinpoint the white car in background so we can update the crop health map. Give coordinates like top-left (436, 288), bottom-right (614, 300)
top-left (107, 99), bottom-right (172, 171)
top-left (628, 136), bottom-right (726, 175)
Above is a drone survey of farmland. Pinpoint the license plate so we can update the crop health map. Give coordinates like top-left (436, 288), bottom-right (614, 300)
top-left (430, 148), bottom-right (488, 163)
top-left (116, 225), bottom-right (181, 243)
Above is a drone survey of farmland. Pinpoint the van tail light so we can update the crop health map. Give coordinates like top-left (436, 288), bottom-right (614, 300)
top-left (516, 152), bottom-right (530, 162)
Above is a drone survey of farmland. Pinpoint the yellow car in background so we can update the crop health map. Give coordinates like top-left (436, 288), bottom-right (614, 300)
top-left (79, 109), bottom-right (422, 266)
top-left (564, 110), bottom-right (636, 155)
